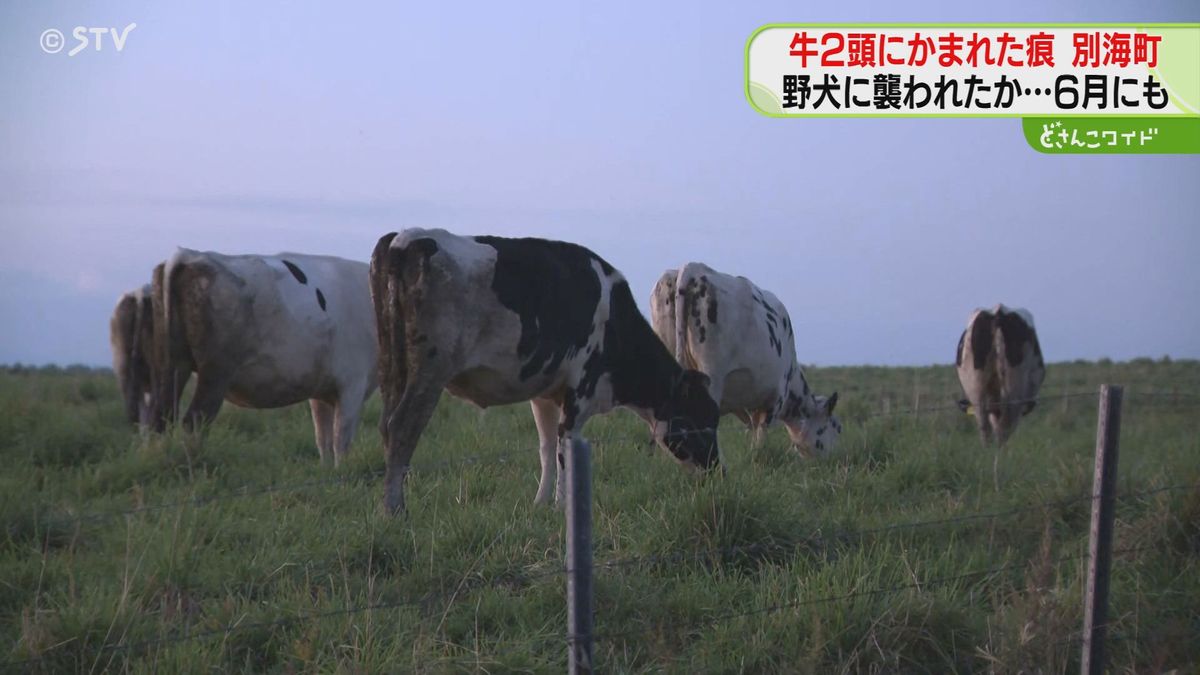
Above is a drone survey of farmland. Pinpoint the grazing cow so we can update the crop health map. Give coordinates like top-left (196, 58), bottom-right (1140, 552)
top-left (110, 284), bottom-right (156, 427)
top-left (150, 249), bottom-right (378, 464)
top-left (370, 228), bottom-right (722, 514)
top-left (650, 263), bottom-right (841, 456)
top-left (955, 304), bottom-right (1045, 446)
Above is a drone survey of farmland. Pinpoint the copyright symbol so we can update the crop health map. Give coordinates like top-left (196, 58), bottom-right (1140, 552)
top-left (40, 28), bottom-right (64, 54)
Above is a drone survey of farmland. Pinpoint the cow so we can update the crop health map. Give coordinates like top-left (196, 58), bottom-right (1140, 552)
top-left (110, 284), bottom-right (156, 427)
top-left (370, 228), bottom-right (722, 514)
top-left (650, 263), bottom-right (841, 457)
top-left (150, 249), bottom-right (378, 465)
top-left (955, 304), bottom-right (1046, 447)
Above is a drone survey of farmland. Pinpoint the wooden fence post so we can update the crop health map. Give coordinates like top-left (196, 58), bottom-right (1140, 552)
top-left (566, 437), bottom-right (594, 674)
top-left (1081, 385), bottom-right (1123, 675)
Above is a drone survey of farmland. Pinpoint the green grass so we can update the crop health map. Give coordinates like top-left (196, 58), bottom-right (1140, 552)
top-left (1, 359), bottom-right (1197, 673)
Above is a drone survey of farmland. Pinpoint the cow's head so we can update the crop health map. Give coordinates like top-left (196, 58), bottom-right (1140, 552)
top-left (657, 369), bottom-right (722, 472)
top-left (788, 392), bottom-right (841, 457)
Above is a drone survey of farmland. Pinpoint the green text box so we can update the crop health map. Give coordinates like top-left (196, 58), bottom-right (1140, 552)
top-left (1022, 117), bottom-right (1200, 153)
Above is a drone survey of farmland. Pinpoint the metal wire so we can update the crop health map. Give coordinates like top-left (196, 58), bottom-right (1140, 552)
top-left (6, 385), bottom-right (1197, 668)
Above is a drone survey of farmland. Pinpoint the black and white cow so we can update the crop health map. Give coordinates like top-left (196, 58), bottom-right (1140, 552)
top-left (110, 284), bottom-right (156, 427)
top-left (650, 263), bottom-right (841, 456)
top-left (955, 304), bottom-right (1045, 446)
top-left (370, 228), bottom-right (722, 514)
top-left (150, 249), bottom-right (378, 464)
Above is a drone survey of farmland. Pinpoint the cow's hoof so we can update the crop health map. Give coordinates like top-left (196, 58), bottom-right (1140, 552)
top-left (383, 494), bottom-right (406, 516)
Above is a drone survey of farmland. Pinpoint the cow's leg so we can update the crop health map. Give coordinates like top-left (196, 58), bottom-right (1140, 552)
top-left (137, 390), bottom-right (155, 429)
top-left (309, 399), bottom-right (335, 465)
top-left (155, 366), bottom-right (191, 432)
top-left (783, 420), bottom-right (814, 458)
top-left (994, 402), bottom-right (1020, 447)
top-left (986, 403), bottom-right (1012, 492)
top-left (975, 399), bottom-right (994, 447)
top-left (382, 378), bottom-right (445, 515)
top-left (732, 410), bottom-right (754, 443)
top-left (377, 389), bottom-right (394, 457)
top-left (750, 411), bottom-right (770, 449)
top-left (182, 371), bottom-right (230, 432)
top-left (530, 398), bottom-right (560, 506)
top-left (121, 381), bottom-right (141, 426)
top-left (988, 410), bottom-right (1005, 446)
top-left (331, 388), bottom-right (367, 466)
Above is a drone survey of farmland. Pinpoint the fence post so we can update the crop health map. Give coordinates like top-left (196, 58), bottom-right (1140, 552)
top-left (912, 373), bottom-right (921, 417)
top-left (1081, 385), bottom-right (1122, 675)
top-left (566, 437), bottom-right (594, 674)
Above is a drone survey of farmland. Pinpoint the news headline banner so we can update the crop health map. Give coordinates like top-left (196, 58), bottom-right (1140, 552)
top-left (745, 24), bottom-right (1200, 153)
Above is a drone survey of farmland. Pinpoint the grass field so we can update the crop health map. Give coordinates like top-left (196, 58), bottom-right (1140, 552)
top-left (2, 359), bottom-right (1198, 673)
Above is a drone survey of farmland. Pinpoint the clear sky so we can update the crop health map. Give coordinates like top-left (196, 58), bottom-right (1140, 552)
top-left (1, 0), bottom-right (1197, 367)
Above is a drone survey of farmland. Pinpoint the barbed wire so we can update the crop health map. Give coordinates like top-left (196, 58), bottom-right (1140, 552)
top-left (18, 391), bottom-right (1200, 534)
top-left (3, 594), bottom-right (433, 669)
top-left (4, 537), bottom-right (1163, 671)
top-left (6, 375), bottom-right (1198, 667)
top-left (20, 448), bottom-right (535, 530)
top-left (558, 483), bottom-right (1198, 578)
top-left (856, 386), bottom-right (1200, 420)
top-left (1045, 620), bottom-right (1200, 652)
top-left (862, 390), bottom-right (1101, 419)
top-left (1124, 390), bottom-right (1200, 401)
top-left (6, 469), bottom-right (1192, 671)
top-left (583, 544), bottom-right (1160, 645)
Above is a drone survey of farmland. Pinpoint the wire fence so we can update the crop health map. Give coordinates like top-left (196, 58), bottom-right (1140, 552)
top-left (854, 387), bottom-right (1200, 419)
top-left (19, 385), bottom-right (1200, 530)
top-left (862, 390), bottom-right (1100, 418)
top-left (1, 537), bottom-right (1173, 670)
top-left (5, 387), bottom-right (1199, 669)
top-left (23, 448), bottom-right (534, 530)
top-left (6, 479), bottom-right (1196, 669)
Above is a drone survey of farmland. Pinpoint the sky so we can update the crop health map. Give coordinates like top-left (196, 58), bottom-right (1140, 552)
top-left (1, 0), bottom-right (1198, 367)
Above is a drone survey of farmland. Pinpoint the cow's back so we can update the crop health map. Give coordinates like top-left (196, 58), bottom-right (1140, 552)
top-left (671, 263), bottom-right (798, 413)
top-left (164, 249), bottom-right (375, 406)
top-left (378, 228), bottom-right (620, 406)
top-left (992, 306), bottom-right (1045, 402)
top-left (957, 305), bottom-right (1045, 408)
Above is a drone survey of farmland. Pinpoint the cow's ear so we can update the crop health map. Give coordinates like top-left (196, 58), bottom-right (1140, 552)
top-left (825, 392), bottom-right (839, 415)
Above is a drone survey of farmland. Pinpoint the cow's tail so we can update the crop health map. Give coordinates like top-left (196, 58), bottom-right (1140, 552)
top-left (369, 233), bottom-right (404, 427)
top-left (110, 291), bottom-right (138, 424)
top-left (673, 266), bottom-right (693, 369)
top-left (992, 319), bottom-right (1009, 396)
top-left (993, 310), bottom-right (1037, 411)
top-left (162, 250), bottom-right (191, 363)
top-left (149, 251), bottom-right (192, 428)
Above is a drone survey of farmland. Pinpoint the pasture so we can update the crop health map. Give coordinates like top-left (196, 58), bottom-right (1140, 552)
top-left (2, 359), bottom-right (1197, 673)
